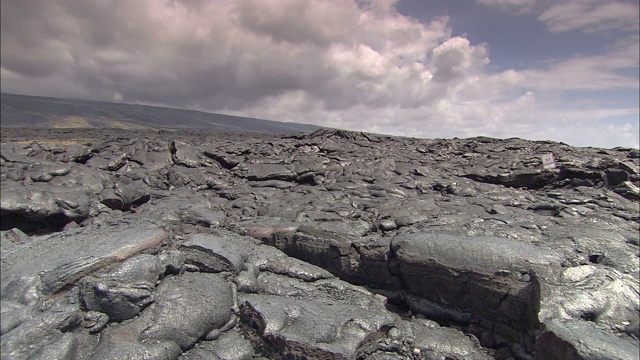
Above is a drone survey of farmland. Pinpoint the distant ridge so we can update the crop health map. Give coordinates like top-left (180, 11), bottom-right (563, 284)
top-left (0, 93), bottom-right (322, 134)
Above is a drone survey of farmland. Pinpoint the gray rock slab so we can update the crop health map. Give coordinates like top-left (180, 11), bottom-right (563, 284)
top-left (114, 177), bottom-right (151, 209)
top-left (181, 347), bottom-right (222, 360)
top-left (247, 244), bottom-right (334, 282)
top-left (0, 301), bottom-right (41, 335)
top-left (138, 272), bottom-right (234, 350)
top-left (463, 169), bottom-right (559, 189)
top-left (352, 236), bottom-right (403, 290)
top-left (236, 163), bottom-right (294, 181)
top-left (179, 207), bottom-right (226, 227)
top-left (537, 319), bottom-right (639, 360)
top-left (172, 141), bottom-right (205, 168)
top-left (391, 232), bottom-right (563, 276)
top-left (27, 163), bottom-right (72, 179)
top-left (89, 151), bottom-right (128, 171)
top-left (0, 228), bottom-right (33, 254)
top-left (49, 166), bottom-right (111, 195)
top-left (203, 149), bottom-right (241, 169)
top-left (180, 232), bottom-right (251, 273)
top-left (258, 225), bottom-right (358, 279)
top-left (1, 220), bottom-right (167, 295)
top-left (239, 270), bottom-right (319, 297)
top-left (91, 272), bottom-right (233, 358)
top-left (1, 305), bottom-right (81, 360)
top-left (1, 181), bottom-right (91, 228)
top-left (541, 265), bottom-right (640, 338)
top-left (89, 319), bottom-right (183, 360)
top-left (80, 254), bottom-right (165, 322)
top-left (391, 232), bottom-right (564, 351)
top-left (210, 329), bottom-right (254, 360)
top-left (396, 319), bottom-right (492, 360)
top-left (240, 294), bottom-right (397, 359)
top-left (64, 144), bottom-right (96, 164)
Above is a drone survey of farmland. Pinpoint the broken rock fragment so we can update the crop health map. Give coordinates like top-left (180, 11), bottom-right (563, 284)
top-left (240, 294), bottom-right (396, 359)
top-left (391, 232), bottom-right (564, 351)
top-left (180, 232), bottom-right (251, 273)
top-left (139, 272), bottom-right (234, 350)
top-left (79, 254), bottom-right (165, 322)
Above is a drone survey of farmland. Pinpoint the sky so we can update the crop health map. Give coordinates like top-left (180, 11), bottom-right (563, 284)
top-left (1, 0), bottom-right (638, 148)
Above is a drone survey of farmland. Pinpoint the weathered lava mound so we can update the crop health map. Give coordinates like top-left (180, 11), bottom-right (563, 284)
top-left (1, 127), bottom-right (638, 359)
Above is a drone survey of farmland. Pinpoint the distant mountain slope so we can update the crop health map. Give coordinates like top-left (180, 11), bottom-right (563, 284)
top-left (0, 93), bottom-right (322, 134)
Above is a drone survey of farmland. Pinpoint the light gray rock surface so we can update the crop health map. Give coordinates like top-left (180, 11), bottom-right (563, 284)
top-left (180, 232), bottom-right (251, 274)
top-left (240, 294), bottom-right (396, 359)
top-left (1, 219), bottom-right (167, 295)
top-left (1, 127), bottom-right (638, 359)
top-left (79, 254), bottom-right (166, 321)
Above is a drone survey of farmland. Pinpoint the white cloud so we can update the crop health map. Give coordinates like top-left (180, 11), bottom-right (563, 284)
top-left (518, 47), bottom-right (639, 91)
top-left (476, 0), bottom-right (536, 14)
top-left (539, 0), bottom-right (639, 33)
top-left (518, 109), bottom-right (640, 148)
top-left (431, 37), bottom-right (489, 82)
top-left (1, 0), bottom-right (638, 148)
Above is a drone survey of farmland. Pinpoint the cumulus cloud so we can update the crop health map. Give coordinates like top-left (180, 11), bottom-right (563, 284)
top-left (1, 0), bottom-right (638, 148)
top-left (431, 37), bottom-right (489, 82)
top-left (1, 0), bottom-right (452, 110)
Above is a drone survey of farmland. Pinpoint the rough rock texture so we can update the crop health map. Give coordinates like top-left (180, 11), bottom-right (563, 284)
top-left (1, 127), bottom-right (638, 359)
top-left (390, 233), bottom-right (563, 353)
top-left (240, 294), bottom-right (395, 359)
top-left (1, 219), bottom-right (167, 295)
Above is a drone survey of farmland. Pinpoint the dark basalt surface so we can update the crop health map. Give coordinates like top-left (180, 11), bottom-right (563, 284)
top-left (1, 127), bottom-right (638, 360)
